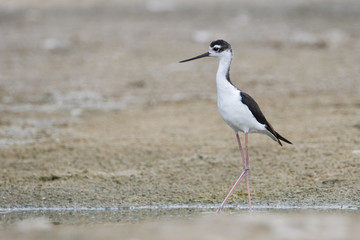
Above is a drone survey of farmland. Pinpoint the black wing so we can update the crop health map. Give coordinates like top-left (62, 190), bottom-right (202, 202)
top-left (240, 91), bottom-right (292, 146)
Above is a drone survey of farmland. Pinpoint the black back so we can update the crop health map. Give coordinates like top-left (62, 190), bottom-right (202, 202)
top-left (240, 92), bottom-right (268, 126)
top-left (240, 91), bottom-right (292, 146)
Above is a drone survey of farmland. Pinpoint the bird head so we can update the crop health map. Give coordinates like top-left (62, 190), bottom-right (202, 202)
top-left (179, 39), bottom-right (232, 63)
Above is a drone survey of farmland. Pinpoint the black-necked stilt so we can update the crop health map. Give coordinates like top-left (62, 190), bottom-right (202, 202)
top-left (180, 39), bottom-right (292, 213)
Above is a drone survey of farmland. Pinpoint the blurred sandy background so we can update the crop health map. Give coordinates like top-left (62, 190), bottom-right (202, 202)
top-left (0, 0), bottom-right (359, 239)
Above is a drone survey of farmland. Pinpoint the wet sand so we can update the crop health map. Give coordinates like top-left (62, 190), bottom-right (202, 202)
top-left (0, 0), bottom-right (360, 239)
top-left (1, 210), bottom-right (360, 240)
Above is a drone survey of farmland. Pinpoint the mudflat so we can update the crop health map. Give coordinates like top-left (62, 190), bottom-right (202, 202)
top-left (0, 0), bottom-right (359, 239)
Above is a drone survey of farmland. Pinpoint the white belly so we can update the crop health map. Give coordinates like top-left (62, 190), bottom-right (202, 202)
top-left (217, 87), bottom-right (266, 134)
top-left (215, 58), bottom-right (267, 135)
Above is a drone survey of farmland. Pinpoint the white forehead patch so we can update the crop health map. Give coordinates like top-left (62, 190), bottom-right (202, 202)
top-left (210, 45), bottom-right (221, 50)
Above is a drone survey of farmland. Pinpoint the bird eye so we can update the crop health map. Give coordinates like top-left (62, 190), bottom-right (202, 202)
top-left (213, 47), bottom-right (219, 51)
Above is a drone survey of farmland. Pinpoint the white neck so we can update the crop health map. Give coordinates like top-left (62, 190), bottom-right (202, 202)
top-left (216, 53), bottom-right (235, 91)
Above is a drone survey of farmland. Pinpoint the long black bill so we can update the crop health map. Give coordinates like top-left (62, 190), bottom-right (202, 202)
top-left (179, 52), bottom-right (210, 63)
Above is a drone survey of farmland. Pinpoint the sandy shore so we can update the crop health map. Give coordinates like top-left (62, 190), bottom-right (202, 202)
top-left (0, 0), bottom-right (359, 238)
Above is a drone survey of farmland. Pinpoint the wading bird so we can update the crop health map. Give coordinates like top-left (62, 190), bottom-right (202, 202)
top-left (180, 40), bottom-right (292, 213)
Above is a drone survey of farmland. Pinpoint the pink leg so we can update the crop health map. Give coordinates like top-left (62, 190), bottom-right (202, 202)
top-left (238, 133), bottom-right (252, 211)
top-left (216, 133), bottom-right (250, 213)
top-left (236, 133), bottom-right (246, 168)
top-left (245, 133), bottom-right (252, 211)
top-left (216, 167), bottom-right (248, 213)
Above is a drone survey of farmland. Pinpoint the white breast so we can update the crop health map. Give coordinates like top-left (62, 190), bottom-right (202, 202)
top-left (216, 76), bottom-right (266, 134)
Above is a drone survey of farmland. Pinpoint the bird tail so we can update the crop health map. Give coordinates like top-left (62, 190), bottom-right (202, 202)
top-left (274, 131), bottom-right (292, 146)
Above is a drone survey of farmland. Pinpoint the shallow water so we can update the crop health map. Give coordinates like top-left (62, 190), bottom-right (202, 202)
top-left (1, 205), bottom-right (358, 225)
